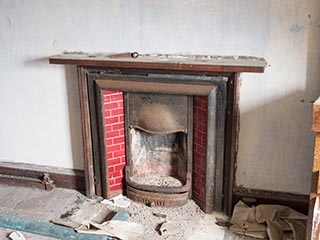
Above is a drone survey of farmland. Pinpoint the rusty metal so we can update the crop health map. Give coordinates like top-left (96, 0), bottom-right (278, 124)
top-left (130, 103), bottom-right (187, 134)
top-left (126, 185), bottom-right (189, 208)
top-left (128, 93), bottom-right (189, 134)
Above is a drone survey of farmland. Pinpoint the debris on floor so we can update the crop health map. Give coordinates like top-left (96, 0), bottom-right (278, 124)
top-left (159, 221), bottom-right (181, 236)
top-left (8, 231), bottom-right (25, 240)
top-left (100, 194), bottom-right (131, 208)
top-left (53, 197), bottom-right (144, 240)
top-left (52, 198), bottom-right (115, 229)
top-left (126, 199), bottom-right (206, 240)
top-left (229, 201), bottom-right (308, 240)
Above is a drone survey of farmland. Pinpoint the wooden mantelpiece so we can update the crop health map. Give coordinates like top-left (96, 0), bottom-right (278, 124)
top-left (49, 52), bottom-right (266, 215)
top-left (49, 52), bottom-right (266, 73)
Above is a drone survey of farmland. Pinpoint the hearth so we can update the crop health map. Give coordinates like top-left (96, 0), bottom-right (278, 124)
top-left (49, 53), bottom-right (266, 214)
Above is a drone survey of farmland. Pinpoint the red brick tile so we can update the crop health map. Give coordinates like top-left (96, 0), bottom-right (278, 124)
top-left (107, 152), bottom-right (113, 159)
top-left (108, 144), bottom-right (121, 152)
top-left (106, 139), bottom-right (113, 145)
top-left (113, 136), bottom-right (125, 145)
top-left (110, 183), bottom-right (123, 191)
top-left (105, 116), bottom-right (120, 125)
top-left (111, 94), bottom-right (124, 102)
top-left (114, 150), bottom-right (125, 158)
top-left (108, 158), bottom-right (122, 166)
top-left (105, 102), bottom-right (119, 110)
top-left (112, 123), bottom-right (124, 131)
top-left (106, 130), bottom-right (120, 138)
top-left (114, 164), bottom-right (125, 172)
top-left (108, 166), bottom-right (114, 173)
top-left (114, 176), bottom-right (124, 184)
top-left (111, 108), bottom-right (124, 116)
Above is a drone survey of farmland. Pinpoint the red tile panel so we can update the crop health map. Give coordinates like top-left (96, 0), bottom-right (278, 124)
top-left (193, 96), bottom-right (207, 203)
top-left (104, 90), bottom-right (126, 192)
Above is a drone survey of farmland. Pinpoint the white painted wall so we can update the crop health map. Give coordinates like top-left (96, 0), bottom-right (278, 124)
top-left (0, 0), bottom-right (319, 194)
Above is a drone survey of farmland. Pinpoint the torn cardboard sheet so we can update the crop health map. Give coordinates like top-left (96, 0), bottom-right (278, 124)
top-left (52, 198), bottom-right (115, 229)
top-left (230, 201), bottom-right (307, 240)
top-left (52, 198), bottom-right (144, 240)
top-left (76, 220), bottom-right (144, 240)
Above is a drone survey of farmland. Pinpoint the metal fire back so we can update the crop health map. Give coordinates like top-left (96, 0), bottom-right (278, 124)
top-left (127, 93), bottom-right (189, 135)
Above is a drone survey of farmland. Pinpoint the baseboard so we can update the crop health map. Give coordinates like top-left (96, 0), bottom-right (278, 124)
top-left (233, 186), bottom-right (309, 215)
top-left (0, 160), bottom-right (85, 192)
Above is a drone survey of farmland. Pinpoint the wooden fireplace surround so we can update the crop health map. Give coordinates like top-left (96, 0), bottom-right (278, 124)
top-left (49, 53), bottom-right (266, 215)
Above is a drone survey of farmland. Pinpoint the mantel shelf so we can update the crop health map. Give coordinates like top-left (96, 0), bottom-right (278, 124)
top-left (49, 52), bottom-right (267, 73)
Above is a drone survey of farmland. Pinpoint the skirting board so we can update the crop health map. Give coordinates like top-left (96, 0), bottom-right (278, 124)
top-left (0, 160), bottom-right (85, 192)
top-left (233, 186), bottom-right (309, 215)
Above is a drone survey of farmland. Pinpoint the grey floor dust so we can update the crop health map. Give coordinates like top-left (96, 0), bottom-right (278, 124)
top-left (0, 184), bottom-right (255, 240)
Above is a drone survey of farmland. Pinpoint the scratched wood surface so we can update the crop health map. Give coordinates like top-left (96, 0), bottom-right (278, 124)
top-left (307, 96), bottom-right (320, 240)
top-left (49, 53), bottom-right (267, 73)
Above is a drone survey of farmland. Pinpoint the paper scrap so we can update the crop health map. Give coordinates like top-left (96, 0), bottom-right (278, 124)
top-left (9, 231), bottom-right (25, 240)
top-left (100, 194), bottom-right (131, 208)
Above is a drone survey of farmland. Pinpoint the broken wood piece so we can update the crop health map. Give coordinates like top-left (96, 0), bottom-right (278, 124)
top-left (42, 173), bottom-right (55, 190)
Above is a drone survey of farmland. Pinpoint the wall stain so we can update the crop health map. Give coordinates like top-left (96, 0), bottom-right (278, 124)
top-left (1, 16), bottom-right (11, 28)
top-left (289, 23), bottom-right (305, 33)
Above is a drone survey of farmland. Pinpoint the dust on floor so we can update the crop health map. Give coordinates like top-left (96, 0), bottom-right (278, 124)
top-left (0, 183), bottom-right (255, 240)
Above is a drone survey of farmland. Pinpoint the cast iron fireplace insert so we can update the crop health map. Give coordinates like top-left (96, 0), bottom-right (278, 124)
top-left (90, 73), bottom-right (221, 208)
top-left (49, 53), bottom-right (266, 214)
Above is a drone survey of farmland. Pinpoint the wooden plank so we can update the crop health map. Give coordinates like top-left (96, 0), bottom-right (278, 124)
top-left (314, 134), bottom-right (320, 172)
top-left (313, 97), bottom-right (320, 132)
top-left (49, 53), bottom-right (267, 73)
top-left (233, 187), bottom-right (309, 214)
top-left (311, 171), bottom-right (320, 195)
top-left (87, 75), bottom-right (102, 196)
top-left (77, 66), bottom-right (95, 196)
top-left (0, 160), bottom-right (85, 191)
top-left (95, 86), bottom-right (109, 199)
top-left (224, 73), bottom-right (240, 216)
top-left (307, 98), bottom-right (320, 239)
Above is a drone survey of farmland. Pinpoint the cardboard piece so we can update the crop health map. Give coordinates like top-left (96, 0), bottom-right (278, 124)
top-left (230, 201), bottom-right (307, 240)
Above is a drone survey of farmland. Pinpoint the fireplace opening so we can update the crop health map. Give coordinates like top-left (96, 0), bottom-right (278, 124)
top-left (125, 92), bottom-right (193, 207)
top-left (128, 130), bottom-right (187, 188)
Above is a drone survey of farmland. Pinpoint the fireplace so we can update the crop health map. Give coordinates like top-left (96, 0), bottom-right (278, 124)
top-left (49, 53), bottom-right (266, 214)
